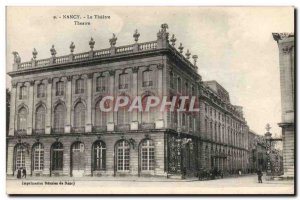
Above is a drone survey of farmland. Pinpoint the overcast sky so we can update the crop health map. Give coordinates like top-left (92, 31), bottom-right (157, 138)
top-left (6, 7), bottom-right (294, 136)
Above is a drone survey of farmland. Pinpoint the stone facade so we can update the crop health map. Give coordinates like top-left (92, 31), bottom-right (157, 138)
top-left (273, 33), bottom-right (295, 178)
top-left (7, 24), bottom-right (252, 178)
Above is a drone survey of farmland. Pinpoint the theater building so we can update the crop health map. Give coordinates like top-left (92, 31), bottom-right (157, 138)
top-left (7, 24), bottom-right (250, 178)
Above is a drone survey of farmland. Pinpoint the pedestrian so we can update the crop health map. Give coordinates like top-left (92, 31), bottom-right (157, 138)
top-left (22, 167), bottom-right (27, 178)
top-left (17, 168), bottom-right (21, 179)
top-left (257, 169), bottom-right (263, 183)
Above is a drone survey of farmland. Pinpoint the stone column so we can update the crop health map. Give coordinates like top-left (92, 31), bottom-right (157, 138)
top-left (86, 73), bottom-right (93, 132)
top-left (157, 64), bottom-right (164, 122)
top-left (9, 83), bottom-right (17, 136)
top-left (27, 81), bottom-right (34, 135)
top-left (42, 144), bottom-right (51, 176)
top-left (7, 143), bottom-right (15, 175)
top-left (65, 76), bottom-right (72, 133)
top-left (107, 70), bottom-right (115, 131)
top-left (45, 78), bottom-right (52, 134)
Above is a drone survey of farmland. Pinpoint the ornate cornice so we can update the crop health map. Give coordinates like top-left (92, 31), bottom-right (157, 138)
top-left (272, 32), bottom-right (294, 42)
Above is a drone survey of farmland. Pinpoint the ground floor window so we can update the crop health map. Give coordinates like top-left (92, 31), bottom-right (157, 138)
top-left (15, 144), bottom-right (26, 170)
top-left (33, 143), bottom-right (44, 171)
top-left (93, 141), bottom-right (106, 170)
top-left (116, 140), bottom-right (130, 171)
top-left (141, 139), bottom-right (155, 171)
top-left (51, 142), bottom-right (63, 170)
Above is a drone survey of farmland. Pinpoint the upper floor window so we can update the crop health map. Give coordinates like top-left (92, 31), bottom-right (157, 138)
top-left (37, 83), bottom-right (45, 98)
top-left (142, 70), bottom-right (153, 87)
top-left (177, 77), bottom-right (182, 93)
top-left (75, 78), bottom-right (84, 94)
top-left (53, 104), bottom-right (65, 132)
top-left (142, 95), bottom-right (155, 123)
top-left (74, 102), bottom-right (86, 128)
top-left (170, 72), bottom-right (174, 89)
top-left (96, 76), bottom-right (106, 92)
top-left (119, 73), bottom-right (128, 89)
top-left (17, 107), bottom-right (27, 131)
top-left (35, 105), bottom-right (46, 131)
top-left (56, 81), bottom-right (64, 96)
top-left (19, 86), bottom-right (27, 100)
top-left (185, 82), bottom-right (188, 94)
top-left (191, 85), bottom-right (195, 96)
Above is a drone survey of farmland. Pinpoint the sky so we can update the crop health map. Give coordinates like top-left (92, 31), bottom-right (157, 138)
top-left (6, 6), bottom-right (294, 136)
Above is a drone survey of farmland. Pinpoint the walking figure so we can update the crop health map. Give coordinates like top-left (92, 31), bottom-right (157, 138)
top-left (17, 168), bottom-right (21, 179)
top-left (257, 169), bottom-right (263, 183)
top-left (22, 167), bottom-right (27, 178)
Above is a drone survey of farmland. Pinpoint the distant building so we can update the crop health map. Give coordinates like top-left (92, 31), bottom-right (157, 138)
top-left (7, 24), bottom-right (251, 178)
top-left (272, 33), bottom-right (294, 178)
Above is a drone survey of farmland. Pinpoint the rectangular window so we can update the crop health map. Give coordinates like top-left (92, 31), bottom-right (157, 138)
top-left (37, 84), bottom-right (45, 98)
top-left (119, 73), bottom-right (128, 89)
top-left (96, 76), bottom-right (106, 92)
top-left (19, 86), bottom-right (27, 100)
top-left (75, 79), bottom-right (84, 94)
top-left (56, 81), bottom-right (64, 96)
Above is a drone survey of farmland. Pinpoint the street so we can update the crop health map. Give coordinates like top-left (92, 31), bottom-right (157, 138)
top-left (6, 174), bottom-right (294, 195)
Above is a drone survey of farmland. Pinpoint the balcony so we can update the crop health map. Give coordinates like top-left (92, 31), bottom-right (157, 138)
top-left (92, 126), bottom-right (107, 132)
top-left (52, 128), bottom-right (64, 134)
top-left (75, 89), bottom-right (84, 94)
top-left (72, 127), bottom-right (85, 133)
top-left (96, 86), bottom-right (106, 92)
top-left (15, 129), bottom-right (27, 135)
top-left (33, 129), bottom-right (45, 135)
top-left (116, 124), bottom-right (130, 131)
top-left (56, 91), bottom-right (64, 96)
top-left (140, 123), bottom-right (155, 130)
top-left (119, 84), bottom-right (128, 90)
top-left (142, 81), bottom-right (153, 87)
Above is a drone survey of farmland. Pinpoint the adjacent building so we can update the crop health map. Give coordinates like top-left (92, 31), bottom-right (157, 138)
top-left (7, 24), bottom-right (250, 178)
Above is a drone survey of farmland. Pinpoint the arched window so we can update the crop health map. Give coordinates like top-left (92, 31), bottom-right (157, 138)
top-left (119, 73), bottom-right (128, 89)
top-left (17, 107), bottom-right (27, 131)
top-left (140, 139), bottom-right (155, 171)
top-left (93, 141), bottom-right (106, 170)
top-left (74, 102), bottom-right (85, 129)
top-left (54, 104), bottom-right (65, 133)
top-left (95, 100), bottom-right (107, 127)
top-left (56, 81), bottom-right (64, 96)
top-left (37, 83), bottom-right (45, 98)
top-left (75, 78), bottom-right (84, 94)
top-left (142, 70), bottom-right (152, 87)
top-left (96, 76), bottom-right (106, 92)
top-left (51, 142), bottom-right (63, 170)
top-left (15, 144), bottom-right (26, 170)
top-left (33, 143), bottom-right (44, 171)
top-left (142, 95), bottom-right (155, 123)
top-left (116, 140), bottom-right (130, 171)
top-left (19, 86), bottom-right (27, 100)
top-left (35, 105), bottom-right (46, 132)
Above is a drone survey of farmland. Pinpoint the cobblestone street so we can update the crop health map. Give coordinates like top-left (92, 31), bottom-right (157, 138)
top-left (6, 174), bottom-right (294, 195)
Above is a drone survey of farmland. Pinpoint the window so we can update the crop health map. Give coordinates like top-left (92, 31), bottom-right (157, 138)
top-left (141, 139), bottom-right (155, 171)
top-left (37, 83), bottom-right (45, 98)
top-left (96, 76), bottom-right (106, 92)
top-left (74, 102), bottom-right (85, 129)
top-left (54, 104), bottom-right (65, 132)
top-left (35, 105), bottom-right (46, 133)
top-left (117, 99), bottom-right (129, 125)
top-left (33, 143), bottom-right (44, 171)
top-left (75, 79), bottom-right (84, 94)
top-left (56, 81), bottom-right (64, 96)
top-left (191, 85), bottom-right (195, 95)
top-left (142, 95), bottom-right (155, 123)
top-left (116, 140), bottom-right (130, 171)
top-left (15, 144), bottom-right (25, 170)
top-left (182, 113), bottom-right (186, 126)
top-left (170, 72), bottom-right (174, 89)
top-left (177, 77), bottom-right (182, 93)
top-left (51, 142), bottom-right (63, 170)
top-left (19, 86), bottom-right (27, 100)
top-left (95, 100), bottom-right (107, 127)
top-left (17, 107), bottom-right (27, 131)
top-left (185, 82), bottom-right (188, 94)
top-left (142, 70), bottom-right (153, 87)
top-left (93, 141), bottom-right (106, 170)
top-left (119, 73), bottom-right (128, 89)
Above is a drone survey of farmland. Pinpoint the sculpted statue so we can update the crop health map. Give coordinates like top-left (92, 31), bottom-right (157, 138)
top-left (12, 51), bottom-right (21, 64)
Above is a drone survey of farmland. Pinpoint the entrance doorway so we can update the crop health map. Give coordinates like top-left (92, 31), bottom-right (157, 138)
top-left (71, 142), bottom-right (85, 177)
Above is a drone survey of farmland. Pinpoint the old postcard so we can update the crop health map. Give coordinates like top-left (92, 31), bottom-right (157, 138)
top-left (6, 6), bottom-right (295, 195)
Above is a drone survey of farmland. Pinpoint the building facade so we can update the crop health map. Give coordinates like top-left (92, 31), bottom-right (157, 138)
top-left (7, 24), bottom-right (250, 178)
top-left (272, 33), bottom-right (294, 178)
